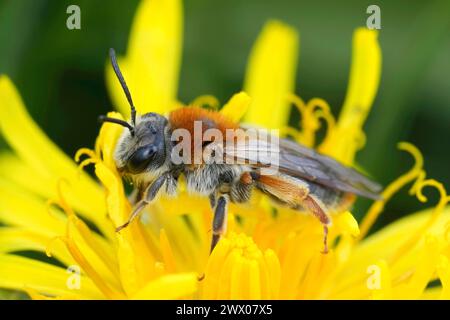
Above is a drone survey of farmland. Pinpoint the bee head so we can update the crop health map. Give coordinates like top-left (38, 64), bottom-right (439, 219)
top-left (114, 113), bottom-right (169, 174)
top-left (99, 48), bottom-right (170, 175)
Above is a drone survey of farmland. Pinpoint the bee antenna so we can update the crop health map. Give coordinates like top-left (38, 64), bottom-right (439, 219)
top-left (109, 48), bottom-right (137, 129)
top-left (98, 115), bottom-right (135, 135)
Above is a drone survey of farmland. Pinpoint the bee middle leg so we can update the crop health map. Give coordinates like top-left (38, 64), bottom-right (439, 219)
top-left (210, 194), bottom-right (229, 253)
top-left (208, 172), bottom-right (254, 253)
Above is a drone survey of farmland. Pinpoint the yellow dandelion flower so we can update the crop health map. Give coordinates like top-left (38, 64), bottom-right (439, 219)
top-left (0, 0), bottom-right (449, 301)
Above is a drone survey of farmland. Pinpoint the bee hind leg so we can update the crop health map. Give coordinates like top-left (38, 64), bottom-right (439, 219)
top-left (301, 195), bottom-right (331, 254)
top-left (210, 194), bottom-right (229, 253)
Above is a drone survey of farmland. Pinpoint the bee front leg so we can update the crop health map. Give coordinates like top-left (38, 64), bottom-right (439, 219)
top-left (116, 174), bottom-right (167, 232)
top-left (127, 184), bottom-right (148, 205)
top-left (210, 194), bottom-right (229, 253)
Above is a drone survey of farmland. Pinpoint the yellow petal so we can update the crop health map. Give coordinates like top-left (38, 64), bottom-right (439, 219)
top-left (217, 249), bottom-right (242, 299)
top-left (0, 153), bottom-right (54, 201)
top-left (0, 228), bottom-right (73, 266)
top-left (151, 200), bottom-right (210, 272)
top-left (0, 76), bottom-right (68, 177)
top-left (358, 143), bottom-right (424, 239)
top-left (159, 229), bottom-right (177, 273)
top-left (332, 207), bottom-right (450, 298)
top-left (362, 206), bottom-right (446, 258)
top-left (247, 259), bottom-right (262, 299)
top-left (65, 216), bottom-right (122, 291)
top-left (339, 28), bottom-right (381, 128)
top-left (94, 163), bottom-right (129, 226)
top-left (279, 231), bottom-right (319, 299)
top-left (400, 235), bottom-right (441, 299)
top-left (334, 211), bottom-right (360, 237)
top-left (26, 288), bottom-right (85, 300)
top-left (94, 162), bottom-right (157, 295)
top-left (202, 233), bottom-right (279, 299)
top-left (437, 255), bottom-right (450, 299)
top-left (297, 251), bottom-right (337, 299)
top-left (0, 179), bottom-right (66, 237)
top-left (229, 255), bottom-right (246, 299)
top-left (220, 92), bottom-right (252, 123)
top-left (243, 20), bottom-right (299, 129)
top-left (106, 0), bottom-right (183, 116)
top-left (421, 287), bottom-right (443, 300)
top-left (0, 76), bottom-right (110, 236)
top-left (94, 112), bottom-right (125, 170)
top-left (320, 28), bottom-right (381, 165)
top-left (371, 260), bottom-right (392, 299)
top-left (202, 236), bottom-right (231, 299)
top-left (191, 95), bottom-right (220, 110)
top-left (132, 273), bottom-right (197, 299)
top-left (0, 254), bottom-right (103, 299)
top-left (264, 249), bottom-right (281, 299)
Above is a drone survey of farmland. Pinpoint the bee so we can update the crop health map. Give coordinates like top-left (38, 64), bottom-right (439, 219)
top-left (100, 48), bottom-right (382, 254)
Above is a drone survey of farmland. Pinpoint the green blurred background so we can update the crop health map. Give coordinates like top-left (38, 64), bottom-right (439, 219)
top-left (0, 0), bottom-right (449, 230)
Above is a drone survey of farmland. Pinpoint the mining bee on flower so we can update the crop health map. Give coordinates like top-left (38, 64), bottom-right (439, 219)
top-left (100, 48), bottom-right (382, 254)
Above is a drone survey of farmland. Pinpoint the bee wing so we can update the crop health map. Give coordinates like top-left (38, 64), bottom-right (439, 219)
top-left (222, 130), bottom-right (382, 200)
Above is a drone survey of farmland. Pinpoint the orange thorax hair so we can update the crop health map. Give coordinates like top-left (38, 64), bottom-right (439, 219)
top-left (169, 106), bottom-right (238, 134)
top-left (168, 107), bottom-right (239, 165)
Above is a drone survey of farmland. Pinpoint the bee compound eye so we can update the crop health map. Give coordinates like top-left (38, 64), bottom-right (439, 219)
top-left (150, 126), bottom-right (158, 134)
top-left (127, 145), bottom-right (158, 173)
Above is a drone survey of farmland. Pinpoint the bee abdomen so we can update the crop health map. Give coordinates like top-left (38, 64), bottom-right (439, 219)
top-left (307, 181), bottom-right (356, 214)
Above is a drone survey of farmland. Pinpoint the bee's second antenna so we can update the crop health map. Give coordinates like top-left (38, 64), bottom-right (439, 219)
top-left (109, 48), bottom-right (137, 128)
